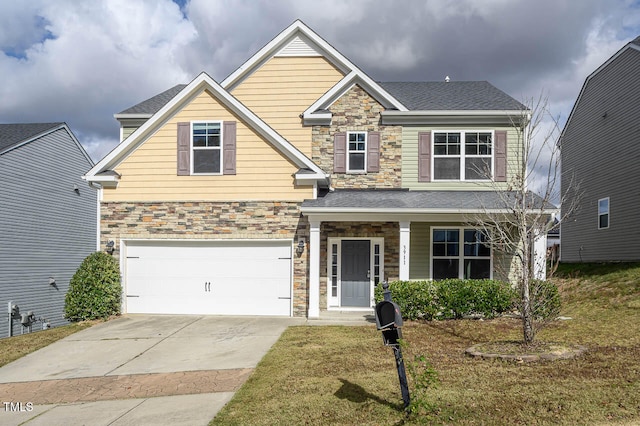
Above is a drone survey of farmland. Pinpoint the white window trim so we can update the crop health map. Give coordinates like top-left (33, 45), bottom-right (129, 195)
top-left (346, 131), bottom-right (367, 173)
top-left (432, 130), bottom-right (494, 182)
top-left (191, 120), bottom-right (223, 176)
top-left (326, 237), bottom-right (384, 309)
top-left (430, 227), bottom-right (493, 279)
top-left (598, 197), bottom-right (610, 230)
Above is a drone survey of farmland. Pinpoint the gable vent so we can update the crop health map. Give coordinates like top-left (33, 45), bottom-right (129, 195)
top-left (275, 35), bottom-right (322, 57)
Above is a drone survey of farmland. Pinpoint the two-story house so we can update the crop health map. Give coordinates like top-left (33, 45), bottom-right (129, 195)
top-left (84, 20), bottom-right (550, 318)
top-left (1, 123), bottom-right (96, 337)
top-left (560, 36), bottom-right (640, 263)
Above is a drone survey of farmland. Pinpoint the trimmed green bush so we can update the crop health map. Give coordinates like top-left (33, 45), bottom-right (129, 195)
top-left (64, 252), bottom-right (122, 322)
top-left (375, 281), bottom-right (438, 320)
top-left (376, 279), bottom-right (516, 321)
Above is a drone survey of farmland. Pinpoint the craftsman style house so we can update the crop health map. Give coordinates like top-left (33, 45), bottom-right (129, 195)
top-left (85, 20), bottom-right (549, 318)
top-left (560, 36), bottom-right (640, 262)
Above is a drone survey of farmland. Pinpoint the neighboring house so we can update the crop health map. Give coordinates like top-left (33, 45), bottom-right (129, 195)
top-left (560, 36), bottom-right (640, 263)
top-left (85, 20), bottom-right (552, 318)
top-left (0, 123), bottom-right (97, 337)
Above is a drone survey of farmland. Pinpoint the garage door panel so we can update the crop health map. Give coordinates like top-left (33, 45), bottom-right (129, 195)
top-left (125, 241), bottom-right (292, 316)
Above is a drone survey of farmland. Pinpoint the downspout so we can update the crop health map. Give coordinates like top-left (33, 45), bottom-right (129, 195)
top-left (87, 180), bottom-right (102, 251)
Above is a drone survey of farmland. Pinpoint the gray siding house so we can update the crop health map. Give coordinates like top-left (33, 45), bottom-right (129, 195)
top-left (0, 123), bottom-right (97, 337)
top-left (560, 36), bottom-right (640, 262)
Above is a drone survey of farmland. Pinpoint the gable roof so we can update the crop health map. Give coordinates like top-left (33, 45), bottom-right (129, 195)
top-left (221, 19), bottom-right (407, 112)
top-left (379, 81), bottom-right (525, 111)
top-left (561, 35), bottom-right (640, 141)
top-left (0, 122), bottom-right (65, 154)
top-left (0, 123), bottom-right (93, 166)
top-left (85, 72), bottom-right (329, 186)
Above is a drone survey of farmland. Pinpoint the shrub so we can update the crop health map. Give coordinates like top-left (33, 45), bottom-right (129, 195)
top-left (64, 252), bottom-right (122, 322)
top-left (377, 279), bottom-right (516, 321)
top-left (375, 281), bottom-right (438, 320)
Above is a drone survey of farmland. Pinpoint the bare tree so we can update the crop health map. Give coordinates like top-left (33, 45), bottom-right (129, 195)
top-left (468, 94), bottom-right (580, 344)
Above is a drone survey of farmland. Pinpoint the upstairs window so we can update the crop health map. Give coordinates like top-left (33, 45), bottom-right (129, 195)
top-left (598, 197), bottom-right (609, 229)
top-left (192, 122), bottom-right (222, 174)
top-left (433, 131), bottom-right (493, 181)
top-left (347, 132), bottom-right (367, 172)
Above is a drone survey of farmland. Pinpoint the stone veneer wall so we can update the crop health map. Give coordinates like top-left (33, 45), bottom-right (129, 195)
top-left (319, 222), bottom-right (399, 309)
top-left (312, 85), bottom-right (402, 189)
top-left (101, 201), bottom-right (309, 316)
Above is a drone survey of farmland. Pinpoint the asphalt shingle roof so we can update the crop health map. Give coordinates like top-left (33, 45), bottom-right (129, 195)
top-left (0, 122), bottom-right (64, 153)
top-left (302, 189), bottom-right (555, 211)
top-left (379, 81), bottom-right (526, 111)
top-left (118, 84), bottom-right (187, 115)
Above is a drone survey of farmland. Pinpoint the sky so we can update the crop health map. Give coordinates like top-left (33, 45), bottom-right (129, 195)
top-left (1, 0), bottom-right (639, 167)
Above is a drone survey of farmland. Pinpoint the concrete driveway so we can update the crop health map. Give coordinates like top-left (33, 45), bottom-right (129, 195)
top-left (0, 315), bottom-right (304, 426)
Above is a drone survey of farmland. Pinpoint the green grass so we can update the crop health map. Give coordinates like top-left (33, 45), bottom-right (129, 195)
top-left (0, 322), bottom-right (94, 367)
top-left (212, 263), bottom-right (640, 425)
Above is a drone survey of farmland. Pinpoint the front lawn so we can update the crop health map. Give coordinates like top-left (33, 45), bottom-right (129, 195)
top-left (212, 263), bottom-right (640, 425)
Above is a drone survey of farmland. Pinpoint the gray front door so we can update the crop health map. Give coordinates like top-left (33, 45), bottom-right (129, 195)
top-left (341, 240), bottom-right (371, 307)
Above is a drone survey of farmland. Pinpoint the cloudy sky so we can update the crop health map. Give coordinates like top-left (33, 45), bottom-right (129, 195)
top-left (1, 0), bottom-right (639, 163)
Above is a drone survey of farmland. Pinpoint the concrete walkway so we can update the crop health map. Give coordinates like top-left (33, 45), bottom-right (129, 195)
top-left (0, 315), bottom-right (305, 426)
top-left (0, 313), bottom-right (374, 425)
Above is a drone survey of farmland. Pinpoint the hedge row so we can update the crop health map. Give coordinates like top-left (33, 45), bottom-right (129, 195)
top-left (374, 279), bottom-right (517, 320)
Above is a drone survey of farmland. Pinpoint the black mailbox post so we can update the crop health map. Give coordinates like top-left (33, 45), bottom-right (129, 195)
top-left (375, 282), bottom-right (410, 409)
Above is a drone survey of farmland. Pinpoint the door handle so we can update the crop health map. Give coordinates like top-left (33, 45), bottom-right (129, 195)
top-left (367, 270), bottom-right (370, 278)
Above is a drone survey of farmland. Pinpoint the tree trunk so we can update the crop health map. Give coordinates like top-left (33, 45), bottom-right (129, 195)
top-left (521, 277), bottom-right (535, 344)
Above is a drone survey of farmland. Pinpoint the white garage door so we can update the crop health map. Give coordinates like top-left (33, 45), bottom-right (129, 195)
top-left (124, 240), bottom-right (292, 316)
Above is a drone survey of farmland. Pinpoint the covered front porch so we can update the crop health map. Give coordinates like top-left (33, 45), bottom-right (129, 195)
top-left (301, 189), bottom-right (554, 318)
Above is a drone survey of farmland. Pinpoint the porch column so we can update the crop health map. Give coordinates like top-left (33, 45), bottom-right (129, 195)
top-left (308, 219), bottom-right (321, 318)
top-left (399, 221), bottom-right (410, 281)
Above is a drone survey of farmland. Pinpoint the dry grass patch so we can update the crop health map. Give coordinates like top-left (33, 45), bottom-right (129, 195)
top-left (0, 322), bottom-right (94, 367)
top-left (213, 263), bottom-right (640, 425)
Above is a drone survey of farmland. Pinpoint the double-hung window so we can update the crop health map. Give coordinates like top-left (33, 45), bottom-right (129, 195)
top-left (432, 228), bottom-right (491, 279)
top-left (192, 121), bottom-right (222, 174)
top-left (347, 131), bottom-right (366, 172)
top-left (598, 197), bottom-right (609, 229)
top-left (433, 131), bottom-right (492, 180)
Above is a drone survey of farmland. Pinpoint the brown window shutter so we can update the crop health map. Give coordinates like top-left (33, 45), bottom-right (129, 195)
top-left (223, 121), bottom-right (237, 175)
top-left (367, 131), bottom-right (380, 172)
top-left (418, 131), bottom-right (431, 182)
top-left (334, 132), bottom-right (346, 173)
top-left (494, 130), bottom-right (507, 182)
top-left (177, 122), bottom-right (190, 176)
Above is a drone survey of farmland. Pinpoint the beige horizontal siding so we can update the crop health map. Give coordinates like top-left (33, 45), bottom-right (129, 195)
top-left (402, 126), bottom-right (521, 190)
top-left (231, 56), bottom-right (344, 156)
top-left (104, 89), bottom-right (313, 202)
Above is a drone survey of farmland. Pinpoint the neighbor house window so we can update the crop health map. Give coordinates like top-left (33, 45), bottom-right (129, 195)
top-left (347, 131), bottom-right (366, 172)
top-left (192, 121), bottom-right (222, 174)
top-left (598, 197), bottom-right (609, 229)
top-left (433, 131), bottom-right (492, 180)
top-left (432, 228), bottom-right (491, 279)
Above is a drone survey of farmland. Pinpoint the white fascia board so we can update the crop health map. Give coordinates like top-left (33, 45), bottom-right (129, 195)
top-left (302, 72), bottom-right (408, 125)
top-left (86, 72), bottom-right (327, 181)
top-left (113, 113), bottom-right (153, 120)
top-left (220, 20), bottom-right (406, 113)
top-left (301, 206), bottom-right (558, 216)
top-left (381, 110), bottom-right (527, 126)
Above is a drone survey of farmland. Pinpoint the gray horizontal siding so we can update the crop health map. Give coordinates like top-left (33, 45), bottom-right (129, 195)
top-left (0, 128), bottom-right (97, 337)
top-left (561, 47), bottom-right (640, 262)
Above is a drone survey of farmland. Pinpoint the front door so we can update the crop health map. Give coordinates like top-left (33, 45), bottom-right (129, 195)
top-left (340, 240), bottom-right (371, 307)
